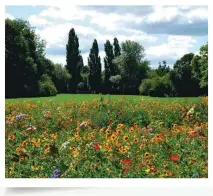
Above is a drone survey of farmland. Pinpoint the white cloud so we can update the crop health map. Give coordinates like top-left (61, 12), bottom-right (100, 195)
top-left (29, 15), bottom-right (52, 27)
top-left (186, 8), bottom-right (208, 21)
top-left (46, 54), bottom-right (66, 65)
top-left (146, 35), bottom-right (196, 59)
top-left (146, 6), bottom-right (179, 23)
top-left (5, 13), bottom-right (14, 20)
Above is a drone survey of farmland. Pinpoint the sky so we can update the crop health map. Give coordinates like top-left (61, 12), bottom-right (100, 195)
top-left (5, 5), bottom-right (208, 68)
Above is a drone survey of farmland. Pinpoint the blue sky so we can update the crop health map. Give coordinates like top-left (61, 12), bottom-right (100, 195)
top-left (5, 5), bottom-right (208, 68)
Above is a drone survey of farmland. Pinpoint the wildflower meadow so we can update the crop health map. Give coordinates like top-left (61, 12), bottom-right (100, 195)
top-left (5, 95), bottom-right (208, 178)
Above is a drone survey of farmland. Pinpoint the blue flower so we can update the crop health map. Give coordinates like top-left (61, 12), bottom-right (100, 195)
top-left (192, 173), bottom-right (199, 178)
top-left (51, 169), bottom-right (61, 178)
top-left (15, 113), bottom-right (26, 121)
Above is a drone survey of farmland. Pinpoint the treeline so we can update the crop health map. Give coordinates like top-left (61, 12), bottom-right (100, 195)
top-left (5, 18), bottom-right (208, 98)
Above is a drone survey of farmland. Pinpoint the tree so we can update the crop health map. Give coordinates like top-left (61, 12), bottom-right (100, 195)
top-left (66, 28), bottom-right (82, 93)
top-left (156, 60), bottom-right (170, 77)
top-left (88, 39), bottom-right (102, 93)
top-left (104, 40), bottom-right (115, 93)
top-left (170, 53), bottom-right (200, 96)
top-left (5, 19), bottom-right (42, 98)
top-left (113, 40), bottom-right (147, 94)
top-left (113, 37), bottom-right (121, 57)
top-left (54, 64), bottom-right (71, 93)
top-left (199, 43), bottom-right (208, 89)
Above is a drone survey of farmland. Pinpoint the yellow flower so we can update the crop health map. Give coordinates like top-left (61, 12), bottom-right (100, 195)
top-left (111, 134), bottom-right (117, 141)
top-left (145, 169), bottom-right (151, 174)
top-left (129, 127), bottom-right (135, 133)
top-left (123, 135), bottom-right (129, 141)
top-left (9, 167), bottom-right (14, 175)
top-left (144, 152), bottom-right (150, 158)
top-left (106, 168), bottom-right (110, 172)
top-left (117, 124), bottom-right (124, 129)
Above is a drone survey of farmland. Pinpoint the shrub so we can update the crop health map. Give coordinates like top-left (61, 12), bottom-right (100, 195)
top-left (77, 82), bottom-right (85, 91)
top-left (139, 79), bottom-right (152, 95)
top-left (38, 74), bottom-right (57, 96)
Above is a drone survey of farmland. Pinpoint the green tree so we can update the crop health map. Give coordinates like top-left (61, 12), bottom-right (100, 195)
top-left (5, 18), bottom-right (42, 98)
top-left (66, 28), bottom-right (82, 93)
top-left (156, 60), bottom-right (170, 77)
top-left (104, 40), bottom-right (115, 93)
top-left (88, 39), bottom-right (102, 93)
top-left (113, 40), bottom-right (147, 94)
top-left (199, 43), bottom-right (208, 89)
top-left (113, 37), bottom-right (121, 57)
top-left (170, 53), bottom-right (200, 96)
top-left (54, 63), bottom-right (71, 93)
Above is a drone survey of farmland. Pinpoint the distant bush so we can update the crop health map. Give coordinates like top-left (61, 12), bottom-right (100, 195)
top-left (139, 74), bottom-right (174, 97)
top-left (38, 74), bottom-right (57, 96)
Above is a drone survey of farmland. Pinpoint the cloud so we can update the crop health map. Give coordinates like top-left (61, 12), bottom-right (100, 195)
top-left (146, 35), bottom-right (196, 60)
top-left (5, 13), bottom-right (14, 20)
top-left (22, 5), bottom-right (207, 68)
top-left (29, 15), bottom-right (52, 27)
top-left (46, 54), bottom-right (66, 65)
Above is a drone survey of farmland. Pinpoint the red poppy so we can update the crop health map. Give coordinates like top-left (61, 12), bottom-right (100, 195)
top-left (187, 131), bottom-right (197, 137)
top-left (93, 142), bottom-right (100, 151)
top-left (88, 165), bottom-right (92, 169)
top-left (148, 164), bottom-right (153, 168)
top-left (170, 154), bottom-right (180, 161)
top-left (159, 133), bottom-right (165, 137)
top-left (124, 167), bottom-right (130, 172)
top-left (139, 163), bottom-right (145, 168)
top-left (153, 168), bottom-right (158, 172)
top-left (123, 159), bottom-right (132, 165)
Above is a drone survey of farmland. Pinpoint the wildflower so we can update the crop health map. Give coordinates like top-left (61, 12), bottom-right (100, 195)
top-left (111, 134), bottom-right (117, 141)
top-left (153, 168), bottom-right (158, 173)
top-left (80, 121), bottom-right (87, 127)
top-left (94, 142), bottom-right (100, 151)
top-left (123, 135), bottom-right (129, 141)
top-left (8, 135), bottom-right (16, 141)
top-left (61, 141), bottom-right (70, 150)
top-left (133, 138), bottom-right (139, 143)
top-left (192, 173), bottom-right (199, 178)
top-left (26, 126), bottom-right (37, 131)
top-left (124, 167), bottom-right (130, 172)
top-left (106, 168), bottom-right (110, 172)
top-left (170, 154), bottom-right (180, 161)
top-left (20, 156), bottom-right (25, 161)
top-left (9, 167), bottom-right (14, 175)
top-left (139, 163), bottom-right (145, 168)
top-left (144, 152), bottom-right (150, 159)
top-left (123, 159), bottom-right (132, 165)
top-left (117, 124), bottom-right (124, 129)
top-left (15, 113), bottom-right (26, 121)
top-left (129, 127), bottom-right (134, 133)
top-left (145, 168), bottom-right (151, 174)
top-left (51, 169), bottom-right (61, 178)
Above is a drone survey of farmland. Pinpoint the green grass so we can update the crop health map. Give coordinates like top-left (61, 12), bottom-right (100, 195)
top-left (5, 94), bottom-right (202, 104)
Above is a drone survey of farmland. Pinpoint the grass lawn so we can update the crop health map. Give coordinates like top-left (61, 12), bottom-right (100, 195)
top-left (5, 94), bottom-right (202, 104)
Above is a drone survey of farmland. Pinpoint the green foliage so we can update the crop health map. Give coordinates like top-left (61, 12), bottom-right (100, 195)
top-left (66, 28), bottom-right (83, 93)
top-left (38, 74), bottom-right (57, 96)
top-left (113, 40), bottom-right (149, 94)
top-left (139, 74), bottom-right (174, 97)
top-left (118, 109), bottom-right (150, 127)
top-left (88, 39), bottom-right (102, 93)
top-left (199, 43), bottom-right (208, 89)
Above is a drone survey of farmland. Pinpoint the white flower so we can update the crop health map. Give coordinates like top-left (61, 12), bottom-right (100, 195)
top-left (61, 141), bottom-right (70, 150)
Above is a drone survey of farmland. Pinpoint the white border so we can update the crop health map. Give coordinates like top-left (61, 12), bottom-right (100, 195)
top-left (1, 0), bottom-right (212, 188)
